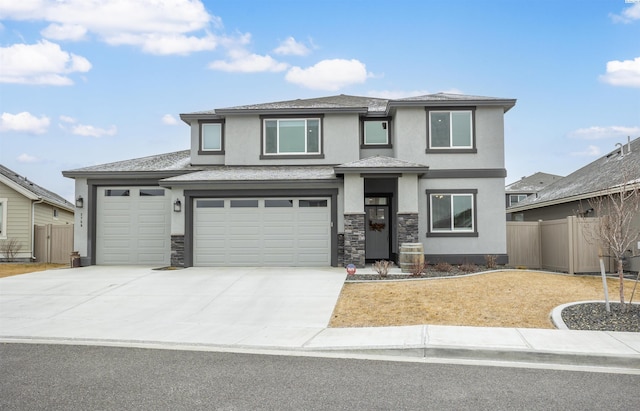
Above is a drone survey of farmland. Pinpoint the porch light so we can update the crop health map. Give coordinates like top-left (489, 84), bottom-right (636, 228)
top-left (173, 199), bottom-right (182, 213)
top-left (75, 196), bottom-right (84, 208)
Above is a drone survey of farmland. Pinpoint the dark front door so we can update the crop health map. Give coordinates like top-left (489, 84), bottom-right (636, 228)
top-left (365, 197), bottom-right (390, 260)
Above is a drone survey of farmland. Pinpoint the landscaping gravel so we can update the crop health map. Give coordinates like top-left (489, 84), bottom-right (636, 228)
top-left (561, 302), bottom-right (640, 332)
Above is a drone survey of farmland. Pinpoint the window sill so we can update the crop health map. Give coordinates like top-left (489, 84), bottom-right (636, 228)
top-left (425, 148), bottom-right (477, 154)
top-left (427, 232), bottom-right (478, 237)
top-left (361, 144), bottom-right (392, 149)
top-left (198, 150), bottom-right (225, 155)
top-left (260, 154), bottom-right (325, 160)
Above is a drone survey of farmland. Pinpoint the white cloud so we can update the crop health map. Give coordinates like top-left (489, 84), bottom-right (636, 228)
top-left (600, 56), bottom-right (640, 88)
top-left (274, 37), bottom-right (310, 56)
top-left (610, 3), bottom-right (640, 23)
top-left (0, 0), bottom-right (221, 55)
top-left (70, 124), bottom-right (117, 138)
top-left (17, 153), bottom-right (39, 163)
top-left (570, 145), bottom-right (601, 157)
top-left (162, 114), bottom-right (178, 125)
top-left (0, 112), bottom-right (50, 134)
top-left (209, 50), bottom-right (289, 73)
top-left (569, 125), bottom-right (640, 140)
top-left (59, 115), bottom-right (77, 124)
top-left (0, 40), bottom-right (91, 85)
top-left (285, 59), bottom-right (371, 91)
top-left (41, 23), bottom-right (87, 41)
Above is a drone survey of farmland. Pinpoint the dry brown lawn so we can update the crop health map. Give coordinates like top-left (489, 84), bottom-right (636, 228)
top-left (0, 263), bottom-right (68, 278)
top-left (330, 271), bottom-right (638, 329)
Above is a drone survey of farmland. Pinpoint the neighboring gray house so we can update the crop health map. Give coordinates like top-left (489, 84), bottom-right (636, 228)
top-left (507, 137), bottom-right (640, 271)
top-left (0, 164), bottom-right (74, 262)
top-left (505, 172), bottom-right (562, 220)
top-left (63, 93), bottom-right (516, 268)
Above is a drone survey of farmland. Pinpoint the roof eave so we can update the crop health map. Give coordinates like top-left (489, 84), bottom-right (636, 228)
top-left (62, 170), bottom-right (196, 180)
top-left (388, 98), bottom-right (517, 113)
top-left (214, 107), bottom-right (370, 115)
top-left (0, 174), bottom-right (40, 200)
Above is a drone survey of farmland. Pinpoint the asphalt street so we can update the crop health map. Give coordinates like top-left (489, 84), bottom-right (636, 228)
top-left (2, 343), bottom-right (639, 411)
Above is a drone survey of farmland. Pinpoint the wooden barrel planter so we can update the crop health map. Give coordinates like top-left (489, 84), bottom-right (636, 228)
top-left (399, 243), bottom-right (425, 273)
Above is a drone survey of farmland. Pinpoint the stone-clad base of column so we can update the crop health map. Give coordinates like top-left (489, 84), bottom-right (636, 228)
top-left (343, 213), bottom-right (365, 268)
top-left (171, 235), bottom-right (185, 267)
top-left (397, 213), bottom-right (419, 245)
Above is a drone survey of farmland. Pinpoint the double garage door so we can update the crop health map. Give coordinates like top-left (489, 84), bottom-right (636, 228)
top-left (194, 198), bottom-right (331, 266)
top-left (96, 187), bottom-right (171, 265)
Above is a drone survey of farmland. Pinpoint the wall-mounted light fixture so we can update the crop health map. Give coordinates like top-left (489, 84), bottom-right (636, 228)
top-left (173, 199), bottom-right (182, 213)
top-left (75, 195), bottom-right (84, 208)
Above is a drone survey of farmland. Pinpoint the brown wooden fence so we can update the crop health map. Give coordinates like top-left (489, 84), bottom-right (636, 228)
top-left (506, 217), bottom-right (614, 274)
top-left (34, 224), bottom-right (74, 264)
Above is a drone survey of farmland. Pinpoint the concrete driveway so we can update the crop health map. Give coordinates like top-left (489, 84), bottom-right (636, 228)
top-left (0, 266), bottom-right (346, 348)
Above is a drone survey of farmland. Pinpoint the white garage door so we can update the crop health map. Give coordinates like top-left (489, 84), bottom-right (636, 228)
top-left (194, 198), bottom-right (331, 266)
top-left (96, 187), bottom-right (171, 265)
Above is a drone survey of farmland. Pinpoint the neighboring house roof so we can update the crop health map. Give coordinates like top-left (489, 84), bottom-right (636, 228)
top-left (0, 164), bottom-right (74, 212)
top-left (508, 137), bottom-right (640, 212)
top-left (505, 172), bottom-right (563, 194)
top-left (180, 93), bottom-right (517, 122)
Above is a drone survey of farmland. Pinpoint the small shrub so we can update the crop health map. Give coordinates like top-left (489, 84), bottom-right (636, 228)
top-left (484, 255), bottom-right (498, 269)
top-left (433, 261), bottom-right (453, 273)
top-left (409, 260), bottom-right (429, 277)
top-left (460, 262), bottom-right (478, 273)
top-left (0, 238), bottom-right (23, 262)
top-left (372, 260), bottom-right (394, 277)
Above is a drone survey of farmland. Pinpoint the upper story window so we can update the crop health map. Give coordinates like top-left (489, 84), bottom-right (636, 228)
top-left (508, 194), bottom-right (528, 207)
top-left (427, 109), bottom-right (476, 153)
top-left (361, 118), bottom-right (391, 148)
top-left (199, 120), bottom-right (225, 155)
top-left (53, 208), bottom-right (59, 219)
top-left (427, 190), bottom-right (478, 237)
top-left (262, 117), bottom-right (323, 158)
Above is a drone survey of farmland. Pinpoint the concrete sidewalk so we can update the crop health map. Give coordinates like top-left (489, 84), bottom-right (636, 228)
top-left (1, 266), bottom-right (639, 371)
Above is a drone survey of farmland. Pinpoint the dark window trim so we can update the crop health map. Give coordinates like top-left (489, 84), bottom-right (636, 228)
top-left (425, 189), bottom-right (478, 237)
top-left (425, 107), bottom-right (477, 154)
top-left (259, 114), bottom-right (325, 159)
top-left (360, 116), bottom-right (392, 149)
top-left (198, 119), bottom-right (225, 155)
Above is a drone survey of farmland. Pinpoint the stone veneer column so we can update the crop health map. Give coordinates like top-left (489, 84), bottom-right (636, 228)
top-left (343, 213), bottom-right (366, 267)
top-left (397, 213), bottom-right (419, 245)
top-left (171, 235), bottom-right (185, 267)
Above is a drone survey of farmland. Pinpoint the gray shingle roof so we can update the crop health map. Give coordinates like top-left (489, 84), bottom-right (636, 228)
top-left (181, 92), bottom-right (517, 119)
top-left (505, 172), bottom-right (564, 194)
top-left (509, 137), bottom-right (640, 210)
top-left (0, 164), bottom-right (74, 211)
top-left (162, 166), bottom-right (337, 182)
top-left (62, 150), bottom-right (193, 175)
top-left (335, 155), bottom-right (429, 171)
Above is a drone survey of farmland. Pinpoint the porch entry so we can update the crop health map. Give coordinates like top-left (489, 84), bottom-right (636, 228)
top-left (365, 196), bottom-right (390, 260)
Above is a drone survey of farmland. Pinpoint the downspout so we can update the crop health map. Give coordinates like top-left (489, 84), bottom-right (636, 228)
top-left (31, 198), bottom-right (44, 260)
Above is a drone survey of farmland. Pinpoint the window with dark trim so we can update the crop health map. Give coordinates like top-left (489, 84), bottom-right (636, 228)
top-left (199, 120), bottom-right (225, 155)
top-left (508, 194), bottom-right (527, 207)
top-left (260, 115), bottom-right (324, 158)
top-left (361, 117), bottom-right (391, 148)
top-left (426, 190), bottom-right (478, 237)
top-left (426, 108), bottom-right (476, 153)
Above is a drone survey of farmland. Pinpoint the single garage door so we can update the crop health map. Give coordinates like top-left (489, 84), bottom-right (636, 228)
top-left (96, 187), bottom-right (171, 265)
top-left (194, 198), bottom-right (331, 266)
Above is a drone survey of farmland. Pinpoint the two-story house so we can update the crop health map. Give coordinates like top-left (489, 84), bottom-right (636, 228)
top-left (62, 93), bottom-right (516, 268)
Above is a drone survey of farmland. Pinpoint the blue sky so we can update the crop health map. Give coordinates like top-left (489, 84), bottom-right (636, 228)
top-left (1, 0), bottom-right (639, 202)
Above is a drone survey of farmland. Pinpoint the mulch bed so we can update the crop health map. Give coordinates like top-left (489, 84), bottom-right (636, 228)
top-left (345, 265), bottom-right (640, 332)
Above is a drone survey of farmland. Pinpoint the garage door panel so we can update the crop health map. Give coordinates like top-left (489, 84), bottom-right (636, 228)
top-left (97, 187), bottom-right (170, 265)
top-left (194, 197), bottom-right (331, 267)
